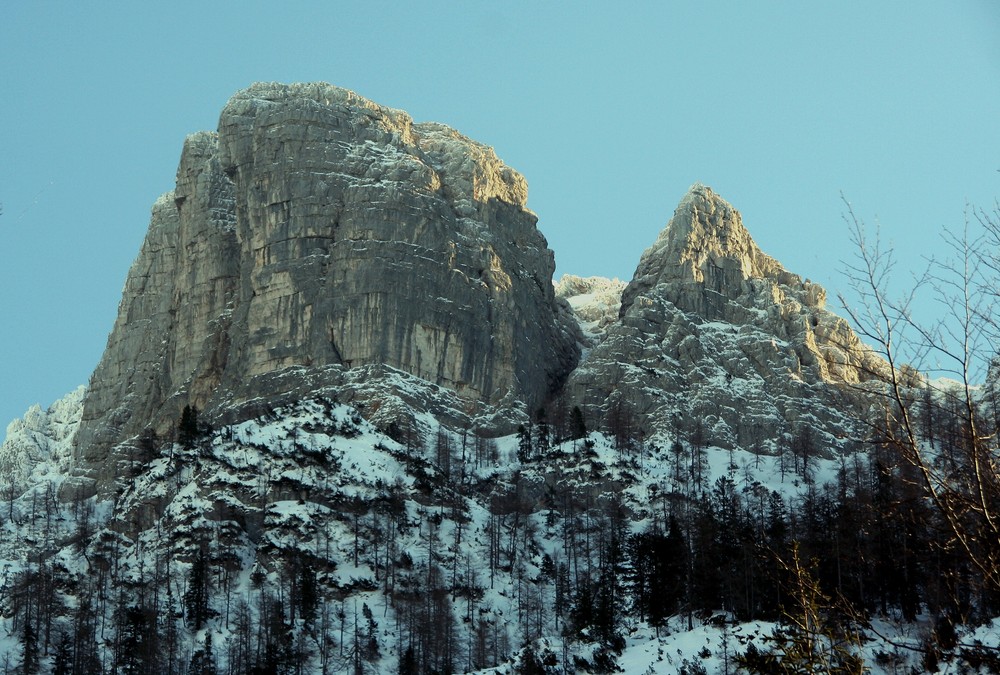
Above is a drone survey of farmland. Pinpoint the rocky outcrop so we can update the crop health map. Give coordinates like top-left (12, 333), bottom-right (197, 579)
top-left (75, 82), bottom-right (579, 477)
top-left (566, 184), bottom-right (884, 452)
top-left (0, 386), bottom-right (85, 489)
top-left (554, 275), bottom-right (626, 349)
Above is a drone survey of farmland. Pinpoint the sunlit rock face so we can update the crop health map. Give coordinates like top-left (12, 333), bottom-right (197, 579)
top-left (75, 82), bottom-right (578, 475)
top-left (566, 184), bottom-right (883, 452)
top-left (554, 274), bottom-right (626, 350)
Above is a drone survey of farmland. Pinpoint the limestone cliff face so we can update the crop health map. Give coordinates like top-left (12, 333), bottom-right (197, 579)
top-left (76, 82), bottom-right (578, 471)
top-left (567, 185), bottom-right (883, 451)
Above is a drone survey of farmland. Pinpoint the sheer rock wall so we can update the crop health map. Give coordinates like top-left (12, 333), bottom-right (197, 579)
top-left (75, 83), bottom-right (579, 476)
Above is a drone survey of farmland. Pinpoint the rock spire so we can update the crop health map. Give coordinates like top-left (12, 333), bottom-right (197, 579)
top-left (566, 184), bottom-right (883, 451)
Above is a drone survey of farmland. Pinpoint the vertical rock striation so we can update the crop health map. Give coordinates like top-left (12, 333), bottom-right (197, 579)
top-left (75, 82), bottom-right (578, 476)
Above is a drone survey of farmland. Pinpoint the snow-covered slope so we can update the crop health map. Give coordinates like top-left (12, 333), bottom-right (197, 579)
top-left (1, 390), bottom-right (996, 673)
top-left (0, 385), bottom-right (84, 489)
top-left (555, 275), bottom-right (626, 351)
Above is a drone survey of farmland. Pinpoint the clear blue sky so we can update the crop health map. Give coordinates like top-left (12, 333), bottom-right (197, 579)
top-left (1, 1), bottom-right (998, 430)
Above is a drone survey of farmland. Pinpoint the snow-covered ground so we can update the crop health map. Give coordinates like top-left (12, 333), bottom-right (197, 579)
top-left (1, 392), bottom-right (998, 673)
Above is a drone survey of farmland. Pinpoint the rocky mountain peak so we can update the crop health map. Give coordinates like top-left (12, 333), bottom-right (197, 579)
top-left (567, 184), bottom-right (884, 451)
top-left (72, 82), bottom-right (579, 486)
top-left (59, 83), bottom-right (881, 490)
top-left (621, 183), bottom-right (825, 320)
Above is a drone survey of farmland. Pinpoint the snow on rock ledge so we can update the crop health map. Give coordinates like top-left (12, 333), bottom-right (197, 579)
top-left (555, 274), bottom-right (626, 349)
top-left (0, 386), bottom-right (85, 490)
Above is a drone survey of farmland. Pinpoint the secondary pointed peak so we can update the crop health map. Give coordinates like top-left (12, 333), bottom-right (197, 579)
top-left (662, 183), bottom-right (776, 278)
top-left (621, 184), bottom-right (788, 317)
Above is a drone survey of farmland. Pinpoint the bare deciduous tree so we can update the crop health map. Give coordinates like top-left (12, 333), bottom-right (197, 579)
top-left (839, 198), bottom-right (1000, 598)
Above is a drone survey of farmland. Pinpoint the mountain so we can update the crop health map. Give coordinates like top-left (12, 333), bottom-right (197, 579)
top-left (566, 184), bottom-right (885, 454)
top-left (74, 82), bottom-right (579, 491)
top-left (2, 83), bottom-right (997, 674)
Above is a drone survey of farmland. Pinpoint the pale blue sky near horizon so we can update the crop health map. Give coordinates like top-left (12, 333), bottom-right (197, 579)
top-left (1, 1), bottom-right (998, 431)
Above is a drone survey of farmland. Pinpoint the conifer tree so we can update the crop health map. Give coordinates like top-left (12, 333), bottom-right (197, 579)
top-left (631, 516), bottom-right (687, 632)
top-left (188, 633), bottom-right (217, 675)
top-left (50, 631), bottom-right (72, 675)
top-left (516, 424), bottom-right (533, 463)
top-left (569, 406), bottom-right (587, 441)
top-left (534, 407), bottom-right (550, 456)
top-left (178, 404), bottom-right (200, 448)
top-left (184, 548), bottom-right (211, 630)
top-left (398, 645), bottom-right (417, 675)
top-left (19, 620), bottom-right (38, 675)
top-left (296, 556), bottom-right (318, 627)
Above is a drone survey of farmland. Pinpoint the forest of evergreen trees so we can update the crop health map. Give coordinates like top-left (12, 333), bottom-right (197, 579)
top-left (1, 384), bottom-right (998, 674)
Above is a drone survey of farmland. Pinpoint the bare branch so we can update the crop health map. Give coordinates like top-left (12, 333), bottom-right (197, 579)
top-left (839, 196), bottom-right (1000, 595)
